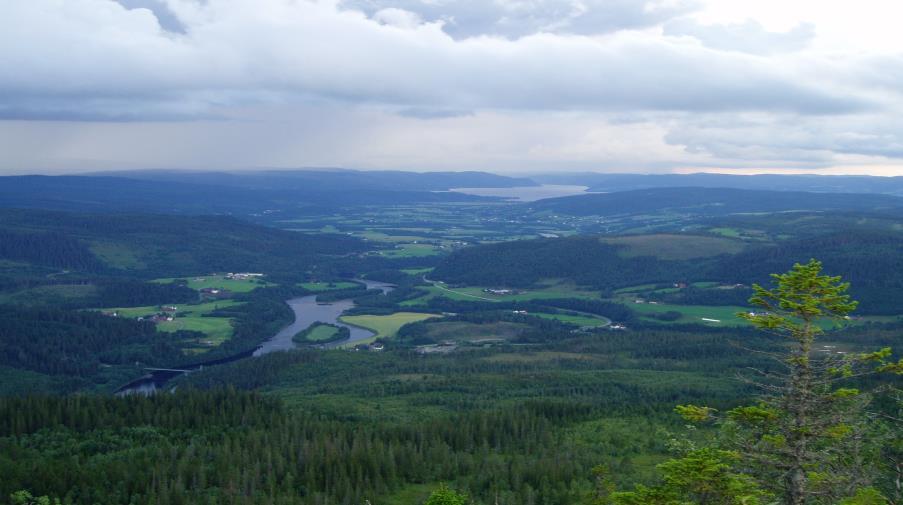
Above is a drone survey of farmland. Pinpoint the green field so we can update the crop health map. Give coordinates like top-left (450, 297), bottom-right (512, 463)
top-left (378, 243), bottom-right (441, 258)
top-left (400, 267), bottom-right (434, 276)
top-left (403, 281), bottom-right (601, 306)
top-left (339, 312), bottom-right (441, 346)
top-left (533, 312), bottom-right (611, 327)
top-left (602, 234), bottom-right (746, 260)
top-left (615, 281), bottom-right (721, 295)
top-left (623, 300), bottom-right (751, 326)
top-left (299, 281), bottom-right (360, 292)
top-left (89, 242), bottom-right (146, 269)
top-left (357, 231), bottom-right (431, 243)
top-left (298, 324), bottom-right (342, 343)
top-left (101, 300), bottom-right (242, 351)
top-left (154, 274), bottom-right (272, 293)
top-left (708, 227), bottom-right (742, 238)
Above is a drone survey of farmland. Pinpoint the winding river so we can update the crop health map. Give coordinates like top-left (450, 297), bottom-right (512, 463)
top-left (116, 280), bottom-right (395, 395)
top-left (254, 279), bottom-right (395, 355)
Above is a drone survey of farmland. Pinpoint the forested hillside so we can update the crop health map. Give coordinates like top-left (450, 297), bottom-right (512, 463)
top-left (433, 230), bottom-right (903, 314)
top-left (0, 173), bottom-right (499, 215)
top-left (525, 187), bottom-right (903, 217)
top-left (534, 172), bottom-right (903, 195)
top-left (431, 236), bottom-right (678, 289)
top-left (0, 208), bottom-right (367, 278)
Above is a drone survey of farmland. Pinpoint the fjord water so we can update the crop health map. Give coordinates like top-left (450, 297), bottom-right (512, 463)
top-left (448, 184), bottom-right (592, 201)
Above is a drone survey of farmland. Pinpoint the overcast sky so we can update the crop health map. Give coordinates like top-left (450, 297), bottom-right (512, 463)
top-left (2, 0), bottom-right (903, 175)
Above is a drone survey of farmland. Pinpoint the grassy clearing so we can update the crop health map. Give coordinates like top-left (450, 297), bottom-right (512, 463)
top-left (158, 317), bottom-right (234, 345)
top-left (616, 296), bottom-right (896, 328)
top-left (533, 312), bottom-right (610, 327)
top-left (616, 281), bottom-right (721, 295)
top-left (614, 283), bottom-right (661, 294)
top-left (153, 274), bottom-right (272, 293)
top-left (623, 299), bottom-right (751, 326)
top-left (358, 231), bottom-right (431, 243)
top-left (102, 300), bottom-right (242, 350)
top-left (406, 281), bottom-right (602, 306)
top-left (602, 234), bottom-right (745, 260)
top-left (379, 243), bottom-right (441, 258)
top-left (401, 267), bottom-right (434, 275)
top-left (104, 300), bottom-right (241, 319)
top-left (339, 312), bottom-right (440, 346)
top-left (380, 483), bottom-right (437, 505)
top-left (298, 281), bottom-right (360, 292)
top-left (89, 242), bottom-right (145, 269)
top-left (303, 325), bottom-right (341, 342)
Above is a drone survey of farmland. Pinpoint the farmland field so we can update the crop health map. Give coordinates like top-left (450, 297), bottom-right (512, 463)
top-left (339, 312), bottom-right (441, 345)
top-left (378, 243), bottom-right (441, 258)
top-left (621, 299), bottom-right (751, 326)
top-left (305, 325), bottom-right (340, 342)
top-left (88, 242), bottom-right (146, 269)
top-left (101, 300), bottom-right (243, 351)
top-left (153, 274), bottom-right (272, 293)
top-left (533, 312), bottom-right (611, 327)
top-left (403, 281), bottom-right (602, 306)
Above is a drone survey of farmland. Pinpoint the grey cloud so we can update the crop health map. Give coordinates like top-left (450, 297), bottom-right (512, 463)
top-left (664, 113), bottom-right (903, 163)
top-left (663, 19), bottom-right (815, 55)
top-left (115, 0), bottom-right (187, 33)
top-left (0, 0), bottom-right (870, 123)
top-left (340, 0), bottom-right (700, 39)
top-left (4, 0), bottom-right (903, 174)
top-left (396, 107), bottom-right (474, 119)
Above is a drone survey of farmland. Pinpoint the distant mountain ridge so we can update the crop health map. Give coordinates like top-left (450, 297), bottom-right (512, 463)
top-left (82, 168), bottom-right (538, 192)
top-left (525, 187), bottom-right (903, 216)
top-left (0, 173), bottom-right (507, 215)
top-left (533, 172), bottom-right (903, 195)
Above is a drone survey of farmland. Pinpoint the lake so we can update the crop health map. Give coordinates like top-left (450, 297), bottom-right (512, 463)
top-left (448, 184), bottom-right (592, 201)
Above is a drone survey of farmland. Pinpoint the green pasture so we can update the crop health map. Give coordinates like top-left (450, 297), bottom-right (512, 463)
top-left (623, 300), bottom-right (751, 326)
top-left (357, 231), bottom-right (431, 243)
top-left (400, 267), bottom-right (434, 276)
top-left (708, 227), bottom-right (742, 238)
top-left (379, 243), bottom-right (441, 258)
top-left (339, 312), bottom-right (440, 346)
top-left (157, 317), bottom-right (234, 345)
top-left (89, 242), bottom-right (146, 269)
top-left (153, 274), bottom-right (272, 293)
top-left (615, 281), bottom-right (722, 295)
top-left (533, 312), bottom-right (611, 327)
top-left (303, 325), bottom-right (342, 342)
top-left (100, 300), bottom-right (242, 350)
top-left (404, 281), bottom-right (602, 306)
